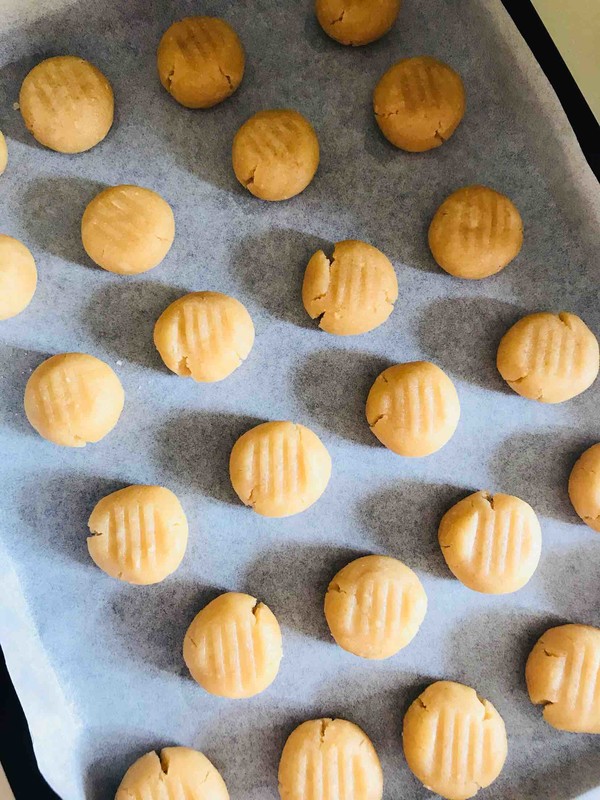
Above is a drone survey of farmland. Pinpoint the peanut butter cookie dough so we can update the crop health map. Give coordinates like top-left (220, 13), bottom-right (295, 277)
top-left (569, 443), bottom-right (600, 532)
top-left (0, 235), bottom-right (37, 320)
top-left (315, 0), bottom-right (401, 46)
top-left (0, 131), bottom-right (7, 174)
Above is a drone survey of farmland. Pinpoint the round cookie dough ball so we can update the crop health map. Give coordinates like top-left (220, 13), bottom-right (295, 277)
top-left (526, 623), bottom-right (600, 733)
top-left (157, 16), bottom-right (245, 109)
top-left (0, 131), bottom-right (7, 174)
top-left (302, 240), bottom-right (398, 335)
top-left (19, 56), bottom-right (113, 153)
top-left (429, 185), bottom-right (523, 279)
top-left (569, 443), bottom-right (600, 532)
top-left (115, 747), bottom-right (229, 800)
top-left (439, 491), bottom-right (542, 594)
top-left (366, 361), bottom-right (460, 456)
top-left (497, 311), bottom-right (599, 403)
top-left (183, 592), bottom-right (282, 699)
top-left (279, 718), bottom-right (383, 800)
top-left (403, 681), bottom-right (507, 800)
top-left (315, 0), bottom-right (401, 46)
top-left (373, 56), bottom-right (465, 152)
top-left (154, 291), bottom-right (255, 382)
top-left (87, 485), bottom-right (188, 585)
top-left (229, 421), bottom-right (332, 517)
top-left (82, 184), bottom-right (175, 275)
top-left (0, 235), bottom-right (37, 320)
top-left (24, 353), bottom-right (124, 447)
top-left (232, 109), bottom-right (320, 201)
top-left (325, 555), bottom-right (427, 659)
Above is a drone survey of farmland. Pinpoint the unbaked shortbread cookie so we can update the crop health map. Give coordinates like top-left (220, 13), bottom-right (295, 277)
top-left (115, 747), bottom-right (229, 800)
top-left (315, 0), bottom-right (401, 46)
top-left (157, 16), bottom-right (245, 109)
top-left (438, 491), bottom-right (542, 594)
top-left (0, 235), bottom-right (37, 320)
top-left (366, 361), bottom-right (460, 456)
top-left (278, 718), bottom-right (383, 800)
top-left (497, 311), bottom-right (599, 403)
top-left (526, 623), bottom-right (600, 733)
top-left (87, 485), bottom-right (188, 585)
top-left (230, 421), bottom-right (332, 517)
top-left (183, 592), bottom-right (282, 698)
top-left (0, 131), bottom-right (7, 174)
top-left (24, 353), bottom-right (124, 447)
top-left (154, 291), bottom-right (255, 382)
top-left (324, 555), bottom-right (427, 659)
top-left (429, 186), bottom-right (523, 279)
top-left (19, 56), bottom-right (113, 153)
top-left (232, 109), bottom-right (320, 201)
top-left (374, 56), bottom-right (465, 151)
top-left (403, 681), bottom-right (508, 800)
top-left (569, 443), bottom-right (600, 532)
top-left (302, 240), bottom-right (398, 335)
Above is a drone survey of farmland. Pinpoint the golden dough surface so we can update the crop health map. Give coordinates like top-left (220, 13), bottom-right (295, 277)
top-left (87, 485), bottom-right (188, 585)
top-left (496, 311), bottom-right (599, 403)
top-left (232, 109), bottom-right (320, 201)
top-left (24, 353), bottom-right (124, 447)
top-left (19, 56), bottom-right (113, 153)
top-left (0, 131), bottom-right (7, 174)
top-left (82, 184), bottom-right (175, 275)
top-left (569, 443), bottom-right (600, 532)
top-left (302, 240), bottom-right (398, 335)
top-left (428, 185), bottom-right (523, 279)
top-left (374, 56), bottom-right (465, 152)
top-left (526, 624), bottom-right (600, 733)
top-left (278, 718), bottom-right (383, 800)
top-left (324, 555), bottom-right (427, 659)
top-left (229, 421), bottom-right (332, 517)
top-left (0, 234), bottom-right (37, 320)
top-left (183, 592), bottom-right (282, 699)
top-left (403, 681), bottom-right (507, 800)
top-left (157, 16), bottom-right (245, 109)
top-left (315, 0), bottom-right (401, 46)
top-left (154, 291), bottom-right (255, 382)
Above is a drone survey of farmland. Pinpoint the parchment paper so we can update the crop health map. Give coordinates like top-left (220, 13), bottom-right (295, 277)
top-left (1, 1), bottom-right (599, 798)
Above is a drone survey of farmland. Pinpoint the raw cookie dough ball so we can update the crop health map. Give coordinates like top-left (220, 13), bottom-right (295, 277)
top-left (302, 240), bottom-right (398, 335)
top-left (526, 623), bottom-right (600, 733)
top-left (429, 185), bottom-right (523, 279)
top-left (82, 184), bottom-right (175, 275)
top-left (0, 235), bottom-right (37, 320)
top-left (24, 353), bottom-right (124, 447)
top-left (183, 592), bottom-right (282, 698)
top-left (497, 311), bottom-right (599, 403)
top-left (315, 0), bottom-right (401, 46)
top-left (229, 421), bottom-right (332, 517)
top-left (157, 16), bottom-right (244, 109)
top-left (403, 681), bottom-right (507, 800)
top-left (569, 443), bottom-right (600, 532)
top-left (115, 747), bottom-right (229, 800)
top-left (87, 485), bottom-right (188, 585)
top-left (19, 56), bottom-right (113, 153)
top-left (232, 109), bottom-right (320, 201)
top-left (373, 56), bottom-right (465, 152)
top-left (279, 718), bottom-right (383, 800)
top-left (324, 555), bottom-right (427, 659)
top-left (0, 131), bottom-right (7, 174)
top-left (154, 291), bottom-right (255, 382)
top-left (366, 361), bottom-right (460, 456)
top-left (439, 491), bottom-right (542, 594)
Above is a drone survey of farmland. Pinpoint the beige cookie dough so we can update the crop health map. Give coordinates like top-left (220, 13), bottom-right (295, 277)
top-left (232, 109), bottom-right (320, 201)
top-left (429, 186), bottom-right (523, 279)
top-left (569, 443), bottom-right (600, 532)
top-left (154, 291), bottom-right (254, 382)
top-left (19, 56), bottom-right (113, 153)
top-left (497, 311), bottom-right (599, 403)
top-left (325, 555), bottom-right (427, 659)
top-left (302, 240), bottom-right (398, 335)
top-left (229, 421), bottom-right (332, 517)
top-left (279, 718), bottom-right (383, 800)
top-left (0, 131), bottom-right (7, 174)
top-left (24, 353), bottom-right (124, 447)
top-left (526, 623), bottom-right (600, 733)
top-left (87, 485), bottom-right (188, 585)
top-left (366, 361), bottom-right (460, 456)
top-left (403, 681), bottom-right (507, 800)
top-left (82, 184), bottom-right (175, 275)
top-left (0, 235), bottom-right (37, 320)
top-left (115, 747), bottom-right (229, 800)
top-left (183, 592), bottom-right (282, 699)
top-left (315, 0), bottom-right (401, 46)
top-left (374, 56), bottom-right (465, 152)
